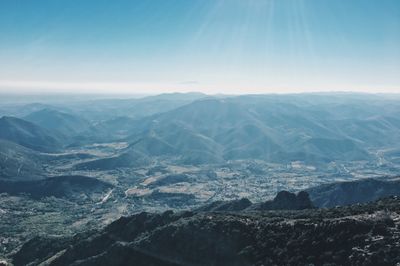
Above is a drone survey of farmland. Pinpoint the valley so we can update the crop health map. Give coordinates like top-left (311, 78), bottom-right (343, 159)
top-left (2, 0), bottom-right (400, 264)
top-left (0, 93), bottom-right (400, 263)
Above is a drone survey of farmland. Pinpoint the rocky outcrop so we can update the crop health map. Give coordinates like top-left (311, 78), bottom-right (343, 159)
top-left (13, 196), bottom-right (400, 266)
top-left (250, 190), bottom-right (314, 210)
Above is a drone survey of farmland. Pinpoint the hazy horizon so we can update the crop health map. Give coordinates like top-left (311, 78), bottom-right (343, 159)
top-left (1, 90), bottom-right (400, 97)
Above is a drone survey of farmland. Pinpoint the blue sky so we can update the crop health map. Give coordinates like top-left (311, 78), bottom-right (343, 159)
top-left (0, 0), bottom-right (399, 94)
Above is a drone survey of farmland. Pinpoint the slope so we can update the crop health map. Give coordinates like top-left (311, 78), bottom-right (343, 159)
top-left (0, 116), bottom-right (62, 152)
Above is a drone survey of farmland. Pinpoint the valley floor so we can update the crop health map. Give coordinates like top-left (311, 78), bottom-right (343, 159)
top-left (1, 142), bottom-right (400, 260)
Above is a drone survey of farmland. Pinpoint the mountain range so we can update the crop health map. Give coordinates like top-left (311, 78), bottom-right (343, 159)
top-left (74, 95), bottom-right (400, 167)
top-left (1, 93), bottom-right (400, 265)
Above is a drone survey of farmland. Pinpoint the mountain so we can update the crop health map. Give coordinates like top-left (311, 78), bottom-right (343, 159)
top-left (0, 116), bottom-right (62, 152)
top-left (24, 108), bottom-right (92, 137)
top-left (307, 177), bottom-right (400, 208)
top-left (1, 93), bottom-right (400, 265)
top-left (92, 116), bottom-right (137, 139)
top-left (66, 92), bottom-right (208, 121)
top-left (130, 136), bottom-right (178, 156)
top-left (2, 93), bottom-right (397, 165)
top-left (124, 99), bottom-right (281, 163)
top-left (298, 138), bottom-right (369, 161)
top-left (119, 96), bottom-right (396, 164)
top-left (0, 175), bottom-right (113, 201)
top-left (0, 103), bottom-right (64, 117)
top-left (0, 140), bottom-right (46, 181)
top-left (252, 191), bottom-right (314, 210)
top-left (13, 196), bottom-right (400, 266)
top-left (198, 191), bottom-right (314, 212)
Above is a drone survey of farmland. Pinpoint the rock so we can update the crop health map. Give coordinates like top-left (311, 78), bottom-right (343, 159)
top-left (13, 197), bottom-right (400, 266)
top-left (256, 191), bottom-right (314, 210)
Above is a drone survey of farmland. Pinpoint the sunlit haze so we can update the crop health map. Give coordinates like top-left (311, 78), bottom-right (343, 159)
top-left (0, 0), bottom-right (399, 94)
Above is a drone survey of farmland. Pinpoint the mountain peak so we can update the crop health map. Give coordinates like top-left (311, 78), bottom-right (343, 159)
top-left (258, 191), bottom-right (314, 210)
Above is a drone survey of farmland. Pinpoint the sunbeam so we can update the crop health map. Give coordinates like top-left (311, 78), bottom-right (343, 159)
top-left (0, 0), bottom-right (399, 93)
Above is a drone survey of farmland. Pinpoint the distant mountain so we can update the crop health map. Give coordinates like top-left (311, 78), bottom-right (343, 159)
top-left (120, 96), bottom-right (395, 164)
top-left (141, 92), bottom-right (207, 102)
top-left (2, 93), bottom-right (397, 165)
top-left (0, 103), bottom-right (64, 117)
top-left (307, 177), bottom-right (400, 208)
top-left (124, 99), bottom-right (281, 163)
top-left (92, 116), bottom-right (137, 139)
top-left (298, 138), bottom-right (369, 161)
top-left (67, 92), bottom-right (208, 121)
top-left (0, 175), bottom-right (113, 201)
top-left (0, 116), bottom-right (62, 152)
top-left (24, 108), bottom-right (92, 137)
top-left (0, 140), bottom-right (46, 181)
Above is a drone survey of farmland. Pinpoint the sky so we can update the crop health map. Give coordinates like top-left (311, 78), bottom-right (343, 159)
top-left (0, 0), bottom-right (399, 94)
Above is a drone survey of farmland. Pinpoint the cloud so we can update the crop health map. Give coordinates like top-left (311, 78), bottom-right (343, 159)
top-left (178, 81), bottom-right (200, 85)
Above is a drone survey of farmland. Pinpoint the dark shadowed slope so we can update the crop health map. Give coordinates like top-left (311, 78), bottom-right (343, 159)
top-left (0, 175), bottom-right (113, 201)
top-left (13, 196), bottom-right (400, 266)
top-left (0, 140), bottom-right (46, 181)
top-left (308, 177), bottom-right (400, 208)
top-left (198, 191), bottom-right (314, 212)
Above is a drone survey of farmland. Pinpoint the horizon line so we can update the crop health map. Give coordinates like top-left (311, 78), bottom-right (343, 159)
top-left (0, 80), bottom-right (399, 95)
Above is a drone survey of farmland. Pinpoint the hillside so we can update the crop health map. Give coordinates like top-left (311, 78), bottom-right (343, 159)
top-left (0, 116), bottom-right (62, 152)
top-left (0, 175), bottom-right (113, 201)
top-left (119, 96), bottom-right (397, 164)
top-left (74, 148), bottom-right (151, 170)
top-left (0, 140), bottom-right (46, 181)
top-left (65, 92), bottom-right (207, 121)
top-left (308, 177), bottom-right (400, 208)
top-left (24, 109), bottom-right (92, 137)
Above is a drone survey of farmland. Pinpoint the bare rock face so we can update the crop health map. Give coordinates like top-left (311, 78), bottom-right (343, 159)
top-left (257, 190), bottom-right (314, 210)
top-left (296, 191), bottom-right (315, 209)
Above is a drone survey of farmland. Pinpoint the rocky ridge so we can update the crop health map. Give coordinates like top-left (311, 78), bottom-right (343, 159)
top-left (12, 194), bottom-right (400, 266)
